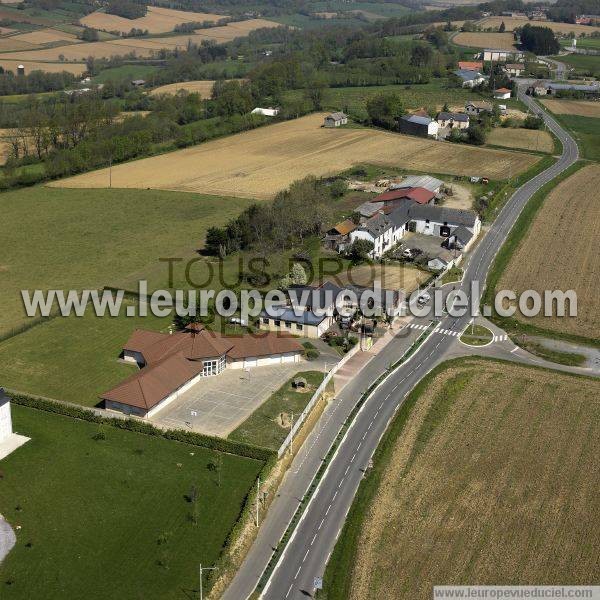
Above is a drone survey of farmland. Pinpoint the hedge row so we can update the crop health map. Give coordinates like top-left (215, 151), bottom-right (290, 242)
top-left (9, 392), bottom-right (275, 463)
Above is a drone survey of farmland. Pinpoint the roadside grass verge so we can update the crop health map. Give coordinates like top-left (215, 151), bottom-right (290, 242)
top-left (549, 113), bottom-right (600, 162)
top-left (516, 338), bottom-right (587, 367)
top-left (459, 324), bottom-right (493, 346)
top-left (483, 160), bottom-right (600, 349)
top-left (0, 404), bottom-right (264, 600)
top-left (228, 371), bottom-right (326, 451)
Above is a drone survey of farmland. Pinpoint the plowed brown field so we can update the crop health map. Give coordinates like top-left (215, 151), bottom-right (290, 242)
top-left (540, 99), bottom-right (600, 118)
top-left (487, 127), bottom-right (554, 152)
top-left (48, 113), bottom-right (540, 198)
top-left (498, 164), bottom-right (600, 338)
top-left (347, 359), bottom-right (600, 600)
top-left (80, 6), bottom-right (223, 34)
top-left (454, 31), bottom-right (516, 49)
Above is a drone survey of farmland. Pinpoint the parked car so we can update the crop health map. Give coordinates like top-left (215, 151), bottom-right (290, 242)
top-left (417, 291), bottom-right (431, 306)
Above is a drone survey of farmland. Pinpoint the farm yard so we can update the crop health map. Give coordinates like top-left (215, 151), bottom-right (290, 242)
top-left (540, 99), bottom-right (600, 119)
top-left (453, 31), bottom-right (516, 49)
top-left (49, 113), bottom-right (541, 199)
top-left (487, 127), bottom-right (554, 153)
top-left (326, 263), bottom-right (429, 292)
top-left (327, 358), bottom-right (600, 600)
top-left (0, 404), bottom-right (263, 600)
top-left (498, 164), bottom-right (600, 339)
top-left (0, 186), bottom-right (249, 337)
top-left (478, 16), bottom-right (600, 36)
top-left (80, 6), bottom-right (223, 35)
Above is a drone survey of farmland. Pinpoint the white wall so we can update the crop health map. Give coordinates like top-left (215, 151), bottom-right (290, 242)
top-left (0, 401), bottom-right (13, 442)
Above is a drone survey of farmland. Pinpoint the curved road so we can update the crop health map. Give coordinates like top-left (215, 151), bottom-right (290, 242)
top-left (226, 89), bottom-right (579, 600)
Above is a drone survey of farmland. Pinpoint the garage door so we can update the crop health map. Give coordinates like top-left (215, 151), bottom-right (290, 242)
top-left (244, 357), bottom-right (258, 368)
top-left (257, 355), bottom-right (282, 367)
top-left (281, 353), bottom-right (297, 363)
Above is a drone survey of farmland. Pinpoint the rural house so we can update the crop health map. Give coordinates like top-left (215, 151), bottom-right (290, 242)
top-left (324, 112), bottom-right (348, 127)
top-left (251, 107), bottom-right (280, 117)
top-left (453, 69), bottom-right (486, 88)
top-left (503, 63), bottom-right (525, 76)
top-left (483, 49), bottom-right (524, 62)
top-left (494, 87), bottom-right (512, 99)
top-left (260, 308), bottom-right (334, 339)
top-left (324, 218), bottom-right (358, 251)
top-left (465, 100), bottom-right (493, 116)
top-left (436, 111), bottom-right (470, 129)
top-left (399, 115), bottom-right (439, 138)
top-left (101, 324), bottom-right (303, 418)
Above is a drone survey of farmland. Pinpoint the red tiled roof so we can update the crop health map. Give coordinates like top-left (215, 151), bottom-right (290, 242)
top-left (102, 328), bottom-right (304, 412)
top-left (495, 87), bottom-right (511, 93)
top-left (458, 61), bottom-right (483, 71)
top-left (372, 187), bottom-right (435, 205)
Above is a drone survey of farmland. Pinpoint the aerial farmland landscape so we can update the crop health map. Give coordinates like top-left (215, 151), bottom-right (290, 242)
top-left (0, 0), bottom-right (598, 599)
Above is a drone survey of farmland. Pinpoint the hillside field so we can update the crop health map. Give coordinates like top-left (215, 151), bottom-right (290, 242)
top-left (0, 405), bottom-right (262, 600)
top-left (498, 164), bottom-right (600, 339)
top-left (325, 358), bottom-right (600, 600)
top-left (453, 31), bottom-right (516, 49)
top-left (479, 16), bottom-right (600, 35)
top-left (487, 127), bottom-right (554, 152)
top-left (0, 186), bottom-right (250, 336)
top-left (49, 113), bottom-right (541, 199)
top-left (80, 6), bottom-right (223, 34)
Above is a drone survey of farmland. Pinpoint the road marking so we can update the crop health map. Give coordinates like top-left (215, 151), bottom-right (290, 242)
top-left (333, 490), bottom-right (338, 501)
top-left (350, 453), bottom-right (356, 463)
top-left (311, 534), bottom-right (317, 546)
top-left (318, 518), bottom-right (325, 530)
top-left (294, 567), bottom-right (301, 580)
top-left (344, 465), bottom-right (350, 475)
top-left (285, 584), bottom-right (294, 598)
top-left (302, 549), bottom-right (310, 563)
top-left (325, 504), bottom-right (331, 516)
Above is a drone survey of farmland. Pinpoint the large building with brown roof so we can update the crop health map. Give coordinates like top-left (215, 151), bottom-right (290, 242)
top-left (101, 324), bottom-right (304, 418)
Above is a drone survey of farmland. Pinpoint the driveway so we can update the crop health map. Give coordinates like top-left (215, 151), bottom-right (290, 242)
top-left (150, 341), bottom-right (340, 438)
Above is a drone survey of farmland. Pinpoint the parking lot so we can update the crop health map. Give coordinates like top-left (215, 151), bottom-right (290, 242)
top-left (150, 342), bottom-right (340, 438)
top-left (401, 232), bottom-right (447, 256)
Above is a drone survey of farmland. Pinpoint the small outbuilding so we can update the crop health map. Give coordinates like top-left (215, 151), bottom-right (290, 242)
top-left (251, 107), bottom-right (280, 117)
top-left (494, 87), bottom-right (512, 100)
top-left (324, 112), bottom-right (348, 127)
top-left (465, 100), bottom-right (493, 116)
top-left (399, 114), bottom-right (439, 138)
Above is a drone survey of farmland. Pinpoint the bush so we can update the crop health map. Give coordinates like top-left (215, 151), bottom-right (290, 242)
top-left (302, 341), bottom-right (316, 350)
top-left (305, 348), bottom-right (320, 360)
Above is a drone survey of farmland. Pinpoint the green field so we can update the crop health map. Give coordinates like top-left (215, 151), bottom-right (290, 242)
top-left (0, 186), bottom-right (250, 336)
top-left (561, 37), bottom-right (600, 50)
top-left (0, 405), bottom-right (262, 600)
top-left (229, 371), bottom-right (325, 450)
top-left (551, 53), bottom-right (600, 76)
top-left (92, 64), bottom-right (161, 84)
top-left (555, 114), bottom-right (600, 160)
top-left (285, 80), bottom-right (473, 120)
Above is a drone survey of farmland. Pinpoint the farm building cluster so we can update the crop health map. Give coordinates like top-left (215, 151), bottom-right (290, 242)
top-left (326, 173), bottom-right (481, 268)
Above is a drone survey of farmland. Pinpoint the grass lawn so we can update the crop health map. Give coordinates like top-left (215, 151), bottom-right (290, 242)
top-left (459, 323), bottom-right (493, 346)
top-left (284, 80), bottom-right (473, 120)
top-left (0, 405), bottom-right (263, 600)
top-left (92, 64), bottom-right (161, 84)
top-left (322, 358), bottom-right (600, 600)
top-left (0, 305), bottom-right (172, 406)
top-left (0, 186), bottom-right (250, 336)
top-left (552, 114), bottom-right (600, 161)
top-left (228, 371), bottom-right (325, 450)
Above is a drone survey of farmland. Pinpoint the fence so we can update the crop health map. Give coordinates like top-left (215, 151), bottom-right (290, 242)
top-left (277, 344), bottom-right (360, 458)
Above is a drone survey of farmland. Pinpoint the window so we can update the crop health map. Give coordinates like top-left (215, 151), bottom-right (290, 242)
top-left (426, 219), bottom-right (430, 224)
top-left (285, 321), bottom-right (291, 328)
top-left (262, 318), bottom-right (269, 324)
top-left (274, 320), bottom-right (281, 326)
top-left (296, 324), bottom-right (303, 331)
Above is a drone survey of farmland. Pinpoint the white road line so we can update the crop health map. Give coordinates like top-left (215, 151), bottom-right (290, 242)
top-left (294, 567), bottom-right (301, 580)
top-left (325, 504), bottom-right (331, 516)
top-left (285, 584), bottom-right (294, 598)
top-left (302, 549), bottom-right (310, 563)
top-left (318, 518), bottom-right (325, 530)
top-left (311, 534), bottom-right (317, 546)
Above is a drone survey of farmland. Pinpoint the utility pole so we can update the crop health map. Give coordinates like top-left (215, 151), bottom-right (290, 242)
top-left (198, 564), bottom-right (217, 600)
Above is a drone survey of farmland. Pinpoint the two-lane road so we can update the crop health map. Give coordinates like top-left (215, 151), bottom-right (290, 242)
top-left (260, 89), bottom-right (579, 599)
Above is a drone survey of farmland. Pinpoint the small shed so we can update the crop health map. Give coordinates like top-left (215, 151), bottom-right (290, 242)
top-left (324, 112), bottom-right (348, 128)
top-left (494, 87), bottom-right (512, 100)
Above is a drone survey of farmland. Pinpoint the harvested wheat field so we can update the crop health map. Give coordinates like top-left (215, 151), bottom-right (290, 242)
top-left (80, 6), bottom-right (223, 34)
top-left (540, 99), bottom-right (600, 118)
top-left (10, 27), bottom-right (79, 45)
top-left (487, 127), bottom-right (554, 152)
top-left (49, 113), bottom-right (540, 199)
top-left (327, 263), bottom-right (429, 293)
top-left (0, 37), bottom-right (39, 52)
top-left (498, 164), bottom-right (600, 339)
top-left (0, 59), bottom-right (86, 75)
top-left (454, 31), bottom-right (516, 49)
top-left (344, 358), bottom-right (600, 600)
top-left (150, 80), bottom-right (216, 98)
top-left (0, 19), bottom-right (279, 62)
top-left (479, 16), bottom-right (600, 35)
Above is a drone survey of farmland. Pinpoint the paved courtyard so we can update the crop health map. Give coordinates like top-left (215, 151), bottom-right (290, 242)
top-left (150, 342), bottom-right (340, 438)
